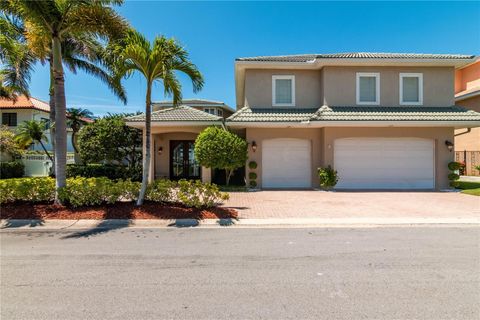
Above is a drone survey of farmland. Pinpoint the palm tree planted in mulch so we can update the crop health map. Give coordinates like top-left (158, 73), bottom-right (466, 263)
top-left (1, 0), bottom-right (128, 203)
top-left (109, 30), bottom-right (204, 205)
top-left (15, 120), bottom-right (53, 162)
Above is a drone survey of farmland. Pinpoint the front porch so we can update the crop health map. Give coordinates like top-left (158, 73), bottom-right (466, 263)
top-left (148, 128), bottom-right (212, 183)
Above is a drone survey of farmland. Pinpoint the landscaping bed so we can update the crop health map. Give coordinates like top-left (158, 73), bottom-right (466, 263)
top-left (0, 202), bottom-right (237, 220)
top-left (457, 181), bottom-right (480, 196)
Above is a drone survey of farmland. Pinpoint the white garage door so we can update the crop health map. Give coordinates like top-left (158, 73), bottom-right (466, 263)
top-left (334, 138), bottom-right (435, 189)
top-left (262, 138), bottom-right (311, 188)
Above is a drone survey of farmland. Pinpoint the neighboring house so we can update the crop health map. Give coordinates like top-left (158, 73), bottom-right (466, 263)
top-left (0, 95), bottom-right (76, 152)
top-left (126, 53), bottom-right (480, 190)
top-left (454, 58), bottom-right (480, 175)
top-left (126, 100), bottom-right (234, 182)
top-left (153, 99), bottom-right (234, 118)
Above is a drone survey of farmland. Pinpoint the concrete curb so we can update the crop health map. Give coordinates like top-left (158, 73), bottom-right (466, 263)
top-left (1, 217), bottom-right (479, 230)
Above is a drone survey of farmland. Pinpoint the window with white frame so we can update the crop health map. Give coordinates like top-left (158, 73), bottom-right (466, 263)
top-left (400, 73), bottom-right (423, 105)
top-left (272, 75), bottom-right (295, 106)
top-left (204, 108), bottom-right (223, 116)
top-left (356, 73), bottom-right (380, 105)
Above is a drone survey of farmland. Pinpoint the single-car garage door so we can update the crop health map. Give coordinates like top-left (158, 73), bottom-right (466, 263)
top-left (262, 138), bottom-right (311, 188)
top-left (334, 138), bottom-right (435, 189)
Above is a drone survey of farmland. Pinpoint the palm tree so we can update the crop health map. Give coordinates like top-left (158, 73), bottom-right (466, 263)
top-left (0, 14), bottom-right (35, 100)
top-left (2, 0), bottom-right (128, 203)
top-left (15, 120), bottom-right (53, 162)
top-left (111, 30), bottom-right (204, 205)
top-left (67, 107), bottom-right (93, 163)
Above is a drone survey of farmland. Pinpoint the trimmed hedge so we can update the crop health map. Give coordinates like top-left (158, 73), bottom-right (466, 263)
top-left (0, 161), bottom-right (25, 179)
top-left (66, 164), bottom-right (142, 181)
top-left (0, 177), bottom-right (228, 209)
top-left (0, 177), bottom-right (55, 203)
top-left (248, 161), bottom-right (257, 169)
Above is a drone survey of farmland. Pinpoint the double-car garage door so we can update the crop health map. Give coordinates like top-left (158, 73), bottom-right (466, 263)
top-left (261, 137), bottom-right (435, 189)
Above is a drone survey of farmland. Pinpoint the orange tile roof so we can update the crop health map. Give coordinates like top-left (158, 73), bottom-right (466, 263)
top-left (0, 95), bottom-right (50, 112)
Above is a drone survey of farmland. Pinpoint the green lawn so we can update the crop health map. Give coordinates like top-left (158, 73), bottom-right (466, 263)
top-left (457, 181), bottom-right (480, 196)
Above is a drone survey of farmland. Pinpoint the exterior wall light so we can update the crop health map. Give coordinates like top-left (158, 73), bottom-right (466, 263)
top-left (251, 141), bottom-right (257, 152)
top-left (158, 146), bottom-right (163, 155)
top-left (445, 140), bottom-right (454, 152)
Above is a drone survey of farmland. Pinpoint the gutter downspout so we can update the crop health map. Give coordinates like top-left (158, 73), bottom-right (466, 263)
top-left (454, 128), bottom-right (471, 137)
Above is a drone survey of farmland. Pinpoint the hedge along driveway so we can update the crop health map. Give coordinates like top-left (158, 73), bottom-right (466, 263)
top-left (222, 190), bottom-right (480, 219)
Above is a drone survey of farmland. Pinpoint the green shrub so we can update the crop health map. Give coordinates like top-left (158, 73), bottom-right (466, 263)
top-left (448, 173), bottom-right (460, 181)
top-left (249, 180), bottom-right (257, 188)
top-left (248, 172), bottom-right (257, 180)
top-left (248, 161), bottom-right (257, 169)
top-left (176, 179), bottom-right (229, 208)
top-left (317, 166), bottom-right (339, 190)
top-left (0, 176), bottom-right (227, 209)
top-left (449, 180), bottom-right (460, 188)
top-left (58, 177), bottom-right (140, 207)
top-left (146, 179), bottom-right (175, 203)
top-left (475, 165), bottom-right (480, 173)
top-left (0, 177), bottom-right (55, 203)
top-left (66, 164), bottom-right (142, 181)
top-left (0, 161), bottom-right (25, 179)
top-left (447, 161), bottom-right (463, 171)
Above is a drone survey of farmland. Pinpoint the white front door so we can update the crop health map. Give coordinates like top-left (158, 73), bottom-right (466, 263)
top-left (262, 138), bottom-right (311, 188)
top-left (334, 138), bottom-right (435, 189)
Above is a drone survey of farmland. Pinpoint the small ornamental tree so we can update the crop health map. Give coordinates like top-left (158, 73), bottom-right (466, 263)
top-left (77, 114), bottom-right (142, 168)
top-left (194, 127), bottom-right (248, 185)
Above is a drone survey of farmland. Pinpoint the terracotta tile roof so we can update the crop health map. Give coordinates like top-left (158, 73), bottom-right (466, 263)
top-left (0, 95), bottom-right (94, 122)
top-left (236, 52), bottom-right (476, 62)
top-left (226, 106), bottom-right (480, 122)
top-left (0, 95), bottom-right (50, 112)
top-left (125, 105), bottom-right (222, 122)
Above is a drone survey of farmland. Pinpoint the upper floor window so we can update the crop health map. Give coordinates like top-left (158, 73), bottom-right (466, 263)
top-left (204, 108), bottom-right (223, 116)
top-left (356, 73), bottom-right (380, 105)
top-left (272, 75), bottom-right (295, 106)
top-left (400, 73), bottom-right (423, 105)
top-left (2, 112), bottom-right (17, 126)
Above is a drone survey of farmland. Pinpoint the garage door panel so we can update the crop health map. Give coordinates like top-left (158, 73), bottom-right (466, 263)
top-left (262, 139), bottom-right (311, 188)
top-left (335, 138), bottom-right (434, 189)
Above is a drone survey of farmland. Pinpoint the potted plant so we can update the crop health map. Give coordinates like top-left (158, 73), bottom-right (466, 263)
top-left (317, 166), bottom-right (339, 191)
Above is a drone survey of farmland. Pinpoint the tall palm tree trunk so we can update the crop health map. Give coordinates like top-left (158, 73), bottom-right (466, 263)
top-left (52, 37), bottom-right (67, 203)
top-left (137, 82), bottom-right (152, 206)
top-left (49, 60), bottom-right (56, 175)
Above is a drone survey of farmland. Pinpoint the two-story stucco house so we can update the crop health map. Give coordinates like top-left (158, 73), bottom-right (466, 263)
top-left (126, 53), bottom-right (480, 190)
top-left (0, 95), bottom-right (76, 152)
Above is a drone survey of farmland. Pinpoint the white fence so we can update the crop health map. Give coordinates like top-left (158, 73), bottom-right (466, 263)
top-left (22, 154), bottom-right (75, 177)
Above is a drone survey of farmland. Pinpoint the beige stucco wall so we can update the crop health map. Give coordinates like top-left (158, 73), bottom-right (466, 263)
top-left (323, 66), bottom-right (455, 107)
top-left (245, 128), bottom-right (323, 188)
top-left (246, 126), bottom-right (454, 190)
top-left (242, 66), bottom-right (455, 108)
top-left (244, 69), bottom-right (322, 108)
top-left (455, 95), bottom-right (480, 151)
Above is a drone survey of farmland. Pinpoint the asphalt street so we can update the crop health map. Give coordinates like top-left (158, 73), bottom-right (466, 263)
top-left (1, 226), bottom-right (479, 319)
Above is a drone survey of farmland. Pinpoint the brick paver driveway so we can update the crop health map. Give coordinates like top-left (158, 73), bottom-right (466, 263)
top-left (222, 191), bottom-right (480, 219)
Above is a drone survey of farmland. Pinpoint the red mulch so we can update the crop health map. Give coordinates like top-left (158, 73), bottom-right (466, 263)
top-left (0, 201), bottom-right (238, 220)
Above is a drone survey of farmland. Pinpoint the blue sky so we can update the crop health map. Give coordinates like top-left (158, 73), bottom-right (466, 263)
top-left (27, 1), bottom-right (480, 116)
